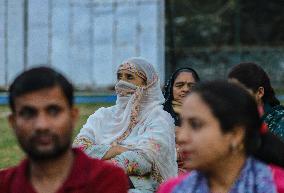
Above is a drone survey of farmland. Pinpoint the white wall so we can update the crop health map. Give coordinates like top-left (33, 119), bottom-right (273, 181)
top-left (0, 0), bottom-right (165, 89)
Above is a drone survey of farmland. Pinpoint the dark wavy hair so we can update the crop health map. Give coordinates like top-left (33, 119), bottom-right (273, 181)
top-left (228, 62), bottom-right (280, 107)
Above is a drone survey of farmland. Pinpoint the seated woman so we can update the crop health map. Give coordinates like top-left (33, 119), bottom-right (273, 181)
top-left (158, 80), bottom-right (284, 193)
top-left (73, 57), bottom-right (178, 193)
top-left (163, 67), bottom-right (200, 126)
top-left (228, 62), bottom-right (284, 167)
top-left (228, 62), bottom-right (284, 141)
top-left (163, 67), bottom-right (200, 174)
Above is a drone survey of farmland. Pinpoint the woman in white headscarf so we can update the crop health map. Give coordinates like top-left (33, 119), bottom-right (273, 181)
top-left (73, 57), bottom-right (178, 193)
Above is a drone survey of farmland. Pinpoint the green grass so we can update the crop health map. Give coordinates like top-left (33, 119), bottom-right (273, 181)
top-left (0, 103), bottom-right (112, 169)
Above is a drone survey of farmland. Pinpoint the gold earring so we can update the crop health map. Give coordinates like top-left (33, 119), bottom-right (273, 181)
top-left (230, 142), bottom-right (244, 153)
top-left (229, 142), bottom-right (238, 152)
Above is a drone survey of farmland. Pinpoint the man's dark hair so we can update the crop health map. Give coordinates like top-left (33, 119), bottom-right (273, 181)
top-left (9, 66), bottom-right (74, 111)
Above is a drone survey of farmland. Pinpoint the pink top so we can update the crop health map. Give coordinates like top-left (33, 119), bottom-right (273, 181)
top-left (157, 165), bottom-right (284, 193)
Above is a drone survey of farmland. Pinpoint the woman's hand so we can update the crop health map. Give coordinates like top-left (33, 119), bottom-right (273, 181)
top-left (175, 126), bottom-right (184, 161)
top-left (102, 145), bottom-right (128, 160)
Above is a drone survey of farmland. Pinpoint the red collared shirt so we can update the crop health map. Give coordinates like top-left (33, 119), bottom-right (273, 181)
top-left (0, 148), bottom-right (128, 193)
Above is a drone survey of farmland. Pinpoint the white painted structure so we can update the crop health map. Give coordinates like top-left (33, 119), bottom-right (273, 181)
top-left (0, 0), bottom-right (165, 89)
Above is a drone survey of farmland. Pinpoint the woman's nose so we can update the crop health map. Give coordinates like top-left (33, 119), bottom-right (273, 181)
top-left (181, 85), bottom-right (190, 92)
top-left (120, 75), bottom-right (127, 81)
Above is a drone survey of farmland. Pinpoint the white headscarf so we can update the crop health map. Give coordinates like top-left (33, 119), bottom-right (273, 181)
top-left (77, 57), bottom-right (177, 181)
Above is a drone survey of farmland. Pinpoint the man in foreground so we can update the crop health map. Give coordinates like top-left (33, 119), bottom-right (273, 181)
top-left (0, 66), bottom-right (128, 193)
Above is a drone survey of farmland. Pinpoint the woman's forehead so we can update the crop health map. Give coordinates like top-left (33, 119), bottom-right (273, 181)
top-left (175, 72), bottom-right (195, 82)
top-left (182, 93), bottom-right (211, 118)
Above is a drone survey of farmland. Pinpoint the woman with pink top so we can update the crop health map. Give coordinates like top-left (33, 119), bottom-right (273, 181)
top-left (158, 80), bottom-right (284, 193)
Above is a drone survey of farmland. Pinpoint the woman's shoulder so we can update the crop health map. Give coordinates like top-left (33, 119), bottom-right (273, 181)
top-left (263, 105), bottom-right (284, 139)
top-left (157, 174), bottom-right (188, 193)
top-left (264, 104), bottom-right (284, 119)
top-left (269, 164), bottom-right (284, 193)
top-left (146, 107), bottom-right (175, 128)
top-left (149, 106), bottom-right (175, 120)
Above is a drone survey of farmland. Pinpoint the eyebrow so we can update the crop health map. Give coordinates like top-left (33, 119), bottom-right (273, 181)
top-left (17, 102), bottom-right (64, 110)
top-left (18, 105), bottom-right (36, 111)
top-left (16, 105), bottom-right (37, 115)
top-left (117, 71), bottom-right (133, 76)
top-left (175, 81), bottom-right (195, 85)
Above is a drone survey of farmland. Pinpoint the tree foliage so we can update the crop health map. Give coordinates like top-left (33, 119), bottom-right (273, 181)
top-left (165, 0), bottom-right (284, 86)
top-left (167, 0), bottom-right (284, 47)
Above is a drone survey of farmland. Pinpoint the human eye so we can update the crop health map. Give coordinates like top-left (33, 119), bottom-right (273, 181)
top-left (117, 73), bottom-right (122, 80)
top-left (18, 107), bottom-right (37, 119)
top-left (47, 105), bottom-right (62, 116)
top-left (126, 74), bottom-right (134, 80)
top-left (188, 83), bottom-right (196, 89)
top-left (175, 82), bottom-right (184, 88)
top-left (189, 118), bottom-right (203, 130)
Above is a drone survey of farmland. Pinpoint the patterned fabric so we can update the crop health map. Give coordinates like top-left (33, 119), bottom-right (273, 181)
top-left (73, 136), bottom-right (111, 159)
top-left (118, 62), bottom-right (147, 82)
top-left (262, 104), bottom-right (284, 142)
top-left (73, 57), bottom-right (177, 192)
top-left (113, 80), bottom-right (147, 144)
top-left (110, 151), bottom-right (158, 193)
top-left (172, 157), bottom-right (277, 193)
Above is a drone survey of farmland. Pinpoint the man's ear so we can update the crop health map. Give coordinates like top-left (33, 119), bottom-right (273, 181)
top-left (8, 113), bottom-right (16, 131)
top-left (71, 106), bottom-right (79, 127)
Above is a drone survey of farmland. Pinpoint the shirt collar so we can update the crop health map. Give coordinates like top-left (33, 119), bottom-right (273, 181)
top-left (13, 148), bottom-right (92, 191)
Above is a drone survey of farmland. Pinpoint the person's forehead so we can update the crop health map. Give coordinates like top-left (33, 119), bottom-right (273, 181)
top-left (14, 86), bottom-right (68, 108)
top-left (184, 93), bottom-right (199, 106)
top-left (183, 94), bottom-right (204, 110)
top-left (175, 72), bottom-right (195, 82)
